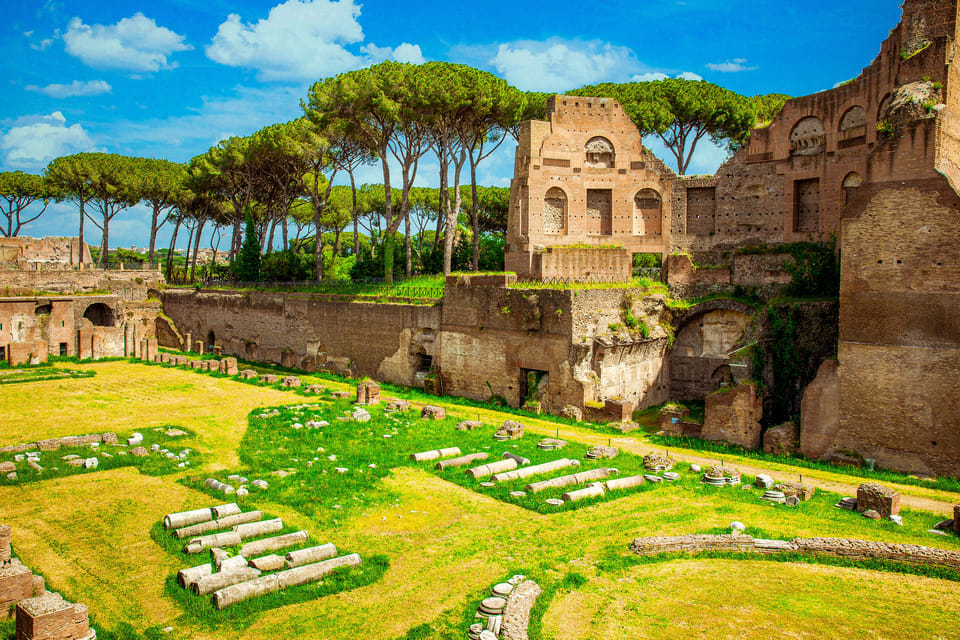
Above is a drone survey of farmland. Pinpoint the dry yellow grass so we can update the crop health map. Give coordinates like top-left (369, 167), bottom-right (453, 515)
top-left (543, 559), bottom-right (960, 640)
top-left (2, 362), bottom-right (960, 640)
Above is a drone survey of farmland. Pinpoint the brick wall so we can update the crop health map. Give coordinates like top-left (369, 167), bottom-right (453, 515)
top-left (835, 185), bottom-right (960, 476)
top-left (701, 382), bottom-right (763, 450)
top-left (161, 289), bottom-right (442, 385)
top-left (0, 268), bottom-right (161, 300)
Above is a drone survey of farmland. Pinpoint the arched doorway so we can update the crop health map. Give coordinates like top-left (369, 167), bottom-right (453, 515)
top-left (83, 303), bottom-right (115, 327)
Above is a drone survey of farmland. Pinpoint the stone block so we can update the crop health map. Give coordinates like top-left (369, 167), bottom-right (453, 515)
top-left (190, 361), bottom-right (203, 369)
top-left (303, 384), bottom-right (324, 394)
top-left (281, 376), bottom-right (301, 388)
top-left (0, 560), bottom-right (35, 614)
top-left (259, 374), bottom-right (279, 385)
top-left (15, 592), bottom-right (94, 640)
top-left (356, 380), bottom-right (381, 405)
top-left (7, 343), bottom-right (32, 367)
top-left (560, 404), bottom-right (583, 421)
top-left (220, 358), bottom-right (239, 376)
top-left (36, 440), bottom-right (60, 452)
top-left (239, 369), bottom-right (257, 380)
top-left (30, 341), bottom-right (48, 365)
top-left (0, 524), bottom-right (10, 562)
top-left (280, 350), bottom-right (297, 369)
top-left (174, 356), bottom-right (188, 366)
top-left (800, 359), bottom-right (840, 460)
top-left (152, 355), bottom-right (162, 363)
top-left (421, 405), bottom-right (446, 420)
top-left (205, 360), bottom-right (220, 372)
top-left (763, 422), bottom-right (799, 456)
top-left (857, 483), bottom-right (900, 517)
top-left (701, 382), bottom-right (763, 450)
top-left (385, 399), bottom-right (411, 412)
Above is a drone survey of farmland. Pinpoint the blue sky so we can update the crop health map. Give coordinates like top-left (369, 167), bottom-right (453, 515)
top-left (1, 0), bottom-right (904, 250)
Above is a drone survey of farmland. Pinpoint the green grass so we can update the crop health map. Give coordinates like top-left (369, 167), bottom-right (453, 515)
top-left (648, 433), bottom-right (960, 494)
top-left (0, 367), bottom-right (94, 385)
top-left (0, 427), bottom-right (201, 486)
top-left (149, 520), bottom-right (388, 627)
top-left (510, 277), bottom-right (667, 294)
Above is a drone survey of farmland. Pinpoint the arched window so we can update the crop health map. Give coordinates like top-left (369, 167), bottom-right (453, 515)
top-left (633, 189), bottom-right (662, 235)
top-left (790, 117), bottom-right (826, 155)
top-left (584, 137), bottom-right (615, 168)
top-left (543, 187), bottom-right (567, 234)
top-left (843, 172), bottom-right (863, 205)
top-left (839, 106), bottom-right (867, 146)
top-left (83, 303), bottom-right (114, 327)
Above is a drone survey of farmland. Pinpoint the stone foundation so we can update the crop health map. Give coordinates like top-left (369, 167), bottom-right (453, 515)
top-left (15, 592), bottom-right (95, 640)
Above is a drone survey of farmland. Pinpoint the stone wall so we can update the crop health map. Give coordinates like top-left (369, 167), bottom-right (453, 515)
top-left (700, 382), bottom-right (763, 450)
top-left (0, 268), bottom-right (162, 300)
top-left (834, 184), bottom-right (960, 476)
top-left (629, 534), bottom-right (960, 569)
top-left (15, 592), bottom-right (94, 640)
top-left (161, 289), bottom-right (442, 384)
top-left (0, 237), bottom-right (90, 269)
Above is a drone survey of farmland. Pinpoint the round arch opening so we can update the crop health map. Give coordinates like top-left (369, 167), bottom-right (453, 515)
top-left (83, 303), bottom-right (115, 327)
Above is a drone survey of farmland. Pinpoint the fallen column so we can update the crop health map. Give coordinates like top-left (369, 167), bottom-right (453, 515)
top-left (466, 459), bottom-right (517, 479)
top-left (218, 555), bottom-right (250, 573)
top-left (239, 530), bottom-right (309, 558)
top-left (176, 563), bottom-right (213, 588)
top-left (191, 567), bottom-right (262, 595)
top-left (175, 511), bottom-right (264, 540)
top-left (249, 554), bottom-right (285, 571)
top-left (492, 458), bottom-right (577, 483)
top-left (233, 518), bottom-right (283, 540)
top-left (605, 475), bottom-right (646, 491)
top-left (212, 554), bottom-right (361, 610)
top-left (164, 507), bottom-right (214, 530)
top-left (410, 447), bottom-right (462, 462)
top-left (211, 503), bottom-right (241, 519)
top-left (502, 452), bottom-right (530, 466)
top-left (562, 484), bottom-right (605, 502)
top-left (436, 452), bottom-right (487, 470)
top-left (185, 531), bottom-right (241, 554)
top-left (525, 468), bottom-right (612, 493)
top-left (285, 543), bottom-right (337, 568)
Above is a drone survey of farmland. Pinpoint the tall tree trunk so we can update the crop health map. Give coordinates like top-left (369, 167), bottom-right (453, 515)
top-left (184, 225), bottom-right (195, 277)
top-left (166, 215), bottom-right (182, 281)
top-left (78, 198), bottom-right (85, 265)
top-left (470, 154), bottom-right (480, 271)
top-left (282, 216), bottom-right (288, 252)
top-left (266, 218), bottom-right (277, 255)
top-left (190, 219), bottom-right (206, 283)
top-left (230, 220), bottom-right (241, 266)
top-left (381, 153), bottom-right (394, 283)
top-left (405, 207), bottom-right (411, 277)
top-left (148, 204), bottom-right (160, 266)
top-left (100, 213), bottom-right (110, 267)
top-left (350, 171), bottom-right (359, 257)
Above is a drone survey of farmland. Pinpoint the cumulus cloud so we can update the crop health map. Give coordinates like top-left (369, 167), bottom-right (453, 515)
top-left (63, 12), bottom-right (191, 72)
top-left (0, 112), bottom-right (98, 170)
top-left (25, 80), bottom-right (112, 98)
top-left (705, 58), bottom-right (757, 73)
top-left (206, 0), bottom-right (420, 82)
top-left (489, 39), bottom-right (641, 92)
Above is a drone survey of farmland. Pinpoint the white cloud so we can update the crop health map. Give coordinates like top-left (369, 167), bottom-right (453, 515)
top-left (25, 80), bottom-right (112, 98)
top-left (630, 71), bottom-right (704, 83)
top-left (63, 12), bottom-right (191, 72)
top-left (391, 43), bottom-right (425, 65)
top-left (489, 39), bottom-right (641, 92)
top-left (705, 58), bottom-right (757, 73)
top-left (208, 0), bottom-right (383, 81)
top-left (0, 112), bottom-right (98, 170)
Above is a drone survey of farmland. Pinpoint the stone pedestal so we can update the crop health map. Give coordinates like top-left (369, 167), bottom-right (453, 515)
top-left (356, 380), bottom-right (381, 405)
top-left (857, 483), bottom-right (900, 517)
top-left (15, 592), bottom-right (95, 640)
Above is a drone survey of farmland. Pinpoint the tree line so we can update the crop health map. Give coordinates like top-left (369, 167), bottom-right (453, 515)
top-left (0, 61), bottom-right (791, 282)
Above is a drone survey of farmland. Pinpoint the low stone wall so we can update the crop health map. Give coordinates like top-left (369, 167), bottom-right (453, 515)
top-left (501, 579), bottom-right (542, 640)
top-left (629, 534), bottom-right (960, 569)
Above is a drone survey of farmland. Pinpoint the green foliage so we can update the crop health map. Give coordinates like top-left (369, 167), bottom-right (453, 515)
top-left (877, 120), bottom-right (896, 137)
top-left (0, 170), bottom-right (59, 237)
top-left (0, 367), bottom-right (93, 385)
top-left (232, 210), bottom-right (262, 282)
top-left (631, 252), bottom-right (662, 268)
top-left (570, 79), bottom-right (757, 174)
top-left (260, 249), bottom-right (314, 281)
top-left (780, 241), bottom-right (840, 297)
top-left (768, 305), bottom-right (801, 423)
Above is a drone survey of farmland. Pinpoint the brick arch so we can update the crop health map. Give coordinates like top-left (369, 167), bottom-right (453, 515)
top-left (671, 299), bottom-right (758, 335)
top-left (584, 136), bottom-right (616, 168)
top-left (82, 302), bottom-right (116, 327)
top-left (543, 187), bottom-right (568, 234)
top-left (789, 116), bottom-right (826, 156)
top-left (633, 188), bottom-right (662, 235)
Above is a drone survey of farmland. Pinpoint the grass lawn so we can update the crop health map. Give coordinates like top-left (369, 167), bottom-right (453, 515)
top-left (1, 360), bottom-right (959, 640)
